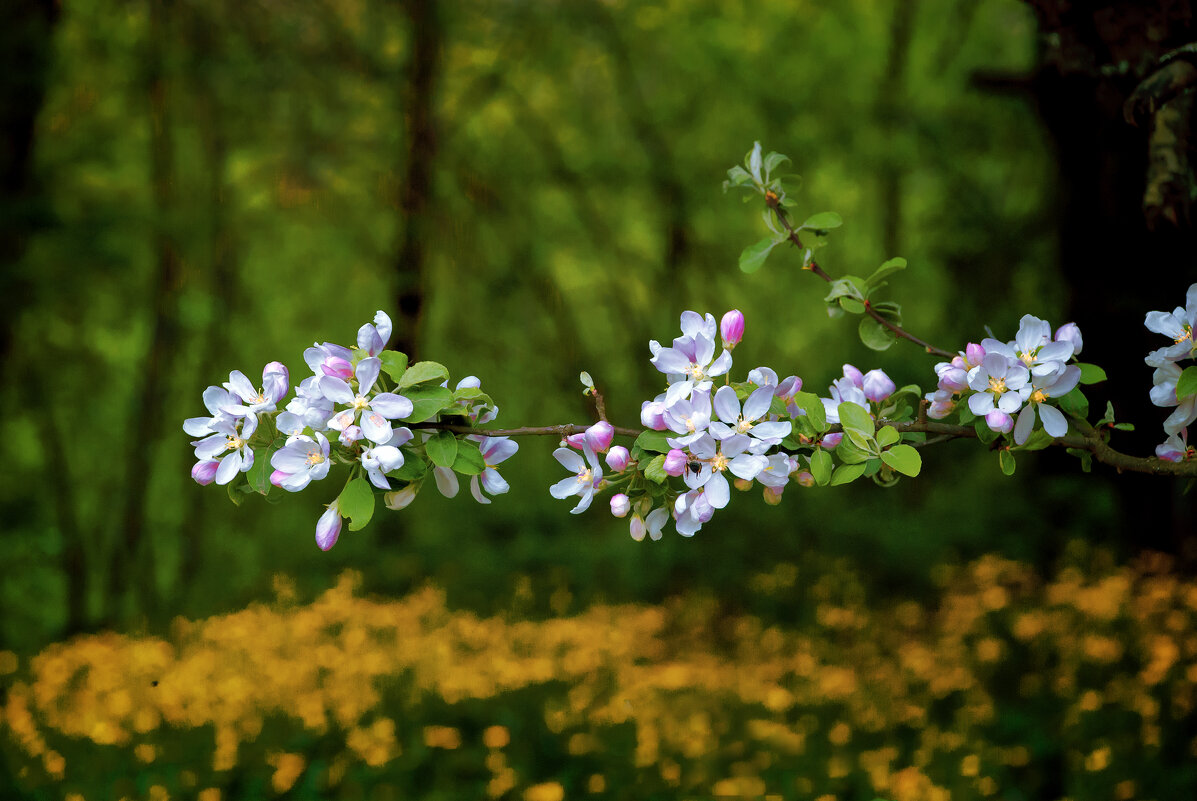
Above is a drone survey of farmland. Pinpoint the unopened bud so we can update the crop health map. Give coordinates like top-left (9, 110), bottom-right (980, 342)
top-left (733, 477), bottom-right (752, 491)
top-left (720, 309), bottom-right (745, 348)
top-left (663, 449), bottom-right (687, 477)
top-left (605, 446), bottom-right (630, 472)
top-left (964, 343), bottom-right (986, 368)
top-left (191, 460), bottom-right (219, 486)
top-left (1055, 322), bottom-right (1083, 355)
top-left (315, 503), bottom-right (342, 551)
top-left (763, 485), bottom-right (784, 505)
top-left (862, 369), bottom-right (896, 403)
top-left (821, 433), bottom-right (843, 449)
top-left (985, 409), bottom-right (1014, 434)
top-left (610, 493), bottom-right (631, 518)
top-left (640, 401), bottom-right (667, 431)
top-left (585, 421), bottom-right (615, 453)
top-left (842, 364), bottom-right (864, 388)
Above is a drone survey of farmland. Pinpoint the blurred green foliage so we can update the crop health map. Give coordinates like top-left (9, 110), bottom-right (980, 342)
top-left (1, 0), bottom-right (1124, 646)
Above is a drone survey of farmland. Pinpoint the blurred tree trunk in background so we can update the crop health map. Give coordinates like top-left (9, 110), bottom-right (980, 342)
top-left (106, 0), bottom-right (178, 623)
top-left (392, 0), bottom-right (442, 361)
top-left (1023, 1), bottom-right (1196, 551)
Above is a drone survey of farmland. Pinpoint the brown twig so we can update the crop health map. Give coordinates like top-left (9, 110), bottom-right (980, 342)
top-left (410, 422), bottom-right (640, 439)
top-left (765, 195), bottom-right (954, 358)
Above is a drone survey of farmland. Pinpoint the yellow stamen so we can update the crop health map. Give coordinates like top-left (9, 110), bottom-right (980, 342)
top-left (711, 454), bottom-right (730, 473)
top-left (352, 396), bottom-right (370, 411)
top-left (306, 451), bottom-right (325, 467)
top-left (988, 377), bottom-right (1007, 395)
top-left (1030, 390), bottom-right (1047, 404)
top-left (226, 436), bottom-right (244, 452)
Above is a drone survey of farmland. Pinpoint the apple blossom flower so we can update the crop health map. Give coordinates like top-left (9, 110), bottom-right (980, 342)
top-left (183, 385), bottom-right (239, 438)
top-left (1012, 364), bottom-right (1081, 444)
top-left (549, 445), bottom-right (604, 513)
top-left (1156, 430), bottom-right (1191, 462)
top-left (1149, 361), bottom-right (1197, 436)
top-left (223, 363), bottom-right (289, 425)
top-left (982, 315), bottom-right (1074, 376)
top-left (967, 353), bottom-right (1030, 416)
top-left (651, 312), bottom-right (732, 405)
top-left (641, 399), bottom-right (668, 430)
top-left (270, 432), bottom-right (332, 492)
top-left (190, 414), bottom-right (258, 485)
top-left (321, 357), bottom-right (414, 444)
top-left (664, 390), bottom-right (713, 447)
top-left (709, 385), bottom-right (791, 446)
top-left (357, 310), bottom-right (393, 357)
top-left (361, 443), bottom-right (405, 490)
top-left (841, 364), bottom-right (864, 388)
top-left (1144, 284), bottom-right (1197, 363)
top-left (674, 489), bottom-right (715, 537)
top-left (470, 436), bottom-right (518, 504)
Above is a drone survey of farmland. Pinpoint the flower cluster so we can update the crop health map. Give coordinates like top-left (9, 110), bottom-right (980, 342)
top-left (184, 311), bottom-right (517, 550)
top-left (549, 310), bottom-right (918, 540)
top-left (924, 315), bottom-right (1083, 444)
top-left (1145, 283), bottom-right (1197, 461)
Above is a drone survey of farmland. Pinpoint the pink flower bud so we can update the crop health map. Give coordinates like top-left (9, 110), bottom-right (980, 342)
top-left (321, 356), bottom-right (354, 381)
top-left (605, 446), bottom-right (630, 472)
top-left (985, 409), bottom-right (1014, 434)
top-left (663, 448), bottom-right (687, 477)
top-left (629, 515), bottom-right (647, 542)
top-left (263, 361), bottom-right (290, 403)
top-left (762, 485), bottom-right (784, 506)
top-left (937, 366), bottom-right (968, 392)
top-left (720, 309), bottom-right (745, 348)
top-left (862, 369), bottom-right (896, 403)
top-left (795, 471), bottom-right (815, 487)
top-left (640, 401), bottom-right (667, 431)
top-left (610, 493), bottom-right (631, 518)
top-left (965, 343), bottom-right (986, 367)
top-left (842, 364), bottom-right (864, 388)
top-left (821, 433), bottom-right (843, 449)
top-left (269, 469), bottom-right (289, 488)
top-left (191, 459), bottom-right (219, 486)
top-left (315, 504), bottom-right (342, 551)
top-left (585, 421), bottom-right (615, 453)
top-left (564, 433), bottom-right (586, 450)
top-left (1055, 322), bottom-right (1083, 356)
top-left (777, 375), bottom-right (803, 397)
top-left (927, 400), bottom-right (955, 420)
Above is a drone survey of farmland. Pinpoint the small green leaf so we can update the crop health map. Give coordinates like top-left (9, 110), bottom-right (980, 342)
top-left (792, 391), bottom-right (828, 433)
top-left (1112, 423), bottom-right (1135, 431)
top-left (226, 478), bottom-right (247, 507)
top-left (802, 211), bottom-right (842, 230)
top-left (809, 449), bottom-right (832, 485)
top-left (246, 448), bottom-right (273, 495)
top-left (839, 297), bottom-right (866, 314)
top-left (876, 426), bottom-right (900, 448)
top-left (830, 463), bottom-right (866, 486)
top-left (633, 430), bottom-right (673, 455)
top-left (403, 386), bottom-right (454, 423)
top-left (739, 237), bottom-right (779, 273)
top-left (838, 401), bottom-right (875, 437)
top-left (338, 477), bottom-right (375, 531)
top-left (1077, 363), bottom-right (1107, 385)
top-left (865, 257), bottom-right (906, 287)
top-left (723, 165), bottom-right (752, 189)
top-left (880, 443), bottom-right (921, 477)
top-left (763, 151), bottom-right (790, 176)
top-left (390, 452), bottom-right (428, 482)
top-left (398, 360), bottom-right (450, 390)
top-left (644, 454), bottom-right (668, 484)
top-left (858, 317), bottom-right (897, 351)
top-left (974, 419), bottom-right (998, 444)
top-left (1016, 428), bottom-right (1055, 451)
top-left (379, 351), bottom-right (408, 383)
top-left (1178, 365), bottom-right (1197, 400)
top-left (998, 449), bottom-right (1016, 476)
top-left (837, 436), bottom-right (872, 464)
top-left (1058, 388), bottom-right (1089, 419)
top-left (451, 440), bottom-right (485, 475)
top-left (425, 431), bottom-right (458, 468)
top-left (1066, 447), bottom-right (1093, 473)
top-left (1096, 400), bottom-right (1116, 427)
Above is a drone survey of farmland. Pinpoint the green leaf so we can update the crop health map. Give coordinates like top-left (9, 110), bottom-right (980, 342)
top-left (865, 257), bottom-right (906, 287)
top-left (644, 454), bottom-right (668, 484)
top-left (1178, 365), bottom-right (1197, 400)
top-left (830, 463), bottom-right (866, 486)
top-left (876, 426), bottom-right (900, 448)
top-left (836, 437), bottom-right (871, 465)
top-left (390, 452), bottom-right (428, 482)
top-left (880, 444), bottom-right (921, 477)
top-left (839, 297), bottom-right (865, 314)
top-left (974, 419), bottom-right (998, 444)
top-left (1016, 428), bottom-right (1055, 452)
top-left (792, 391), bottom-right (828, 433)
top-left (858, 317), bottom-right (897, 351)
top-left (1077, 363), bottom-right (1107, 385)
top-left (1112, 423), bottom-right (1135, 431)
top-left (809, 449), bottom-right (832, 486)
top-left (338, 477), bottom-right (375, 532)
top-left (1058, 388), bottom-right (1089, 419)
top-left (838, 401), bottom-right (875, 437)
top-left (398, 360), bottom-right (450, 390)
top-left (723, 165), bottom-right (752, 189)
top-left (226, 477), bottom-right (247, 507)
top-left (998, 449), bottom-right (1016, 476)
top-left (824, 276), bottom-right (866, 302)
top-left (763, 151), bottom-right (790, 176)
top-left (1096, 400), bottom-right (1116, 427)
top-left (739, 237), bottom-right (779, 274)
top-left (451, 440), bottom-right (485, 475)
top-left (802, 211), bottom-right (842, 230)
top-left (1066, 447), bottom-right (1093, 473)
top-left (425, 431), bottom-right (458, 468)
top-left (379, 351), bottom-right (408, 383)
top-left (633, 430), bottom-right (673, 455)
top-left (403, 386), bottom-right (454, 423)
top-left (246, 447), bottom-right (273, 495)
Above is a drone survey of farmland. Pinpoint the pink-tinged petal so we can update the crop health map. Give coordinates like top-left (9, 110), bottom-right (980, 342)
top-left (470, 476), bottom-right (491, 504)
top-left (629, 515), bottom-right (647, 541)
top-left (373, 311), bottom-right (393, 346)
top-left (355, 357), bottom-right (381, 395)
top-left (214, 452), bottom-right (242, 485)
top-left (484, 437), bottom-right (519, 464)
top-left (202, 386), bottom-right (234, 416)
top-left (712, 386), bottom-right (740, 424)
top-left (553, 447), bottom-right (586, 473)
top-left (550, 475), bottom-right (584, 499)
top-left (1039, 404), bottom-right (1069, 438)
top-left (319, 376), bottom-right (355, 405)
top-left (327, 409), bottom-right (357, 432)
top-left (315, 505), bottom-right (342, 551)
top-left (225, 370), bottom-right (258, 402)
top-left (841, 364), bottom-right (864, 387)
top-left (357, 323), bottom-right (384, 356)
top-left (707, 349), bottom-right (733, 377)
top-left (321, 357), bottom-right (354, 381)
top-left (361, 412), bottom-right (393, 445)
top-left (481, 468), bottom-right (509, 496)
top-left (663, 449), bottom-right (687, 476)
top-left (1013, 406), bottom-right (1035, 445)
top-left (605, 446), bottom-right (629, 472)
top-left (651, 348), bottom-right (692, 375)
top-left (433, 466), bottom-right (459, 498)
top-left (720, 309), bottom-right (744, 347)
top-left (584, 421), bottom-right (615, 453)
top-left (191, 460), bottom-right (219, 485)
top-left (385, 485), bottom-right (419, 510)
top-left (270, 469), bottom-right (289, 488)
top-left (751, 421), bottom-right (791, 440)
top-left (706, 474), bottom-right (731, 508)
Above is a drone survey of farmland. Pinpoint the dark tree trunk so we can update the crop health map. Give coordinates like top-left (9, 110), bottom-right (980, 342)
top-left (1027, 1), bottom-right (1197, 552)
